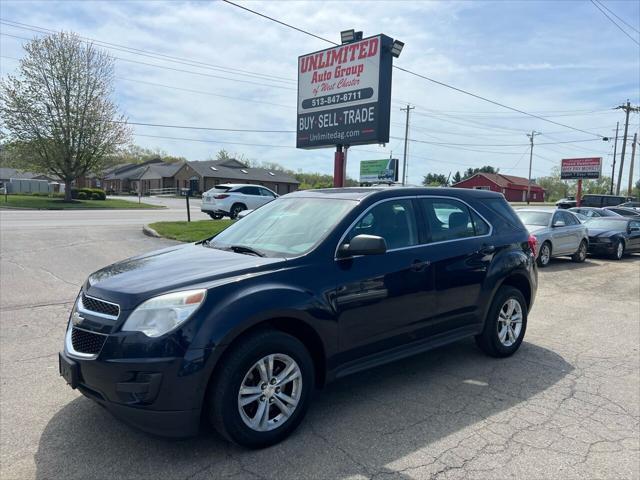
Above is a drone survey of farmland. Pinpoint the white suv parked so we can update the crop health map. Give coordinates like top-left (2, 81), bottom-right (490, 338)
top-left (201, 184), bottom-right (278, 219)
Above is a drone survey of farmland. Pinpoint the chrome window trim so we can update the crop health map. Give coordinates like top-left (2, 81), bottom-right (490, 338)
top-left (334, 195), bottom-right (494, 260)
top-left (78, 293), bottom-right (120, 321)
top-left (65, 324), bottom-right (108, 360)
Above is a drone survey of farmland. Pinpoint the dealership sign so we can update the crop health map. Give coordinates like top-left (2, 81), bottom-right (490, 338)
top-left (360, 158), bottom-right (399, 183)
top-left (560, 157), bottom-right (602, 180)
top-left (296, 35), bottom-right (393, 149)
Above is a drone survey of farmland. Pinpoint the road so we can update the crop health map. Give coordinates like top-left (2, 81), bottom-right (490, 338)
top-left (0, 209), bottom-right (639, 480)
top-left (0, 195), bottom-right (210, 229)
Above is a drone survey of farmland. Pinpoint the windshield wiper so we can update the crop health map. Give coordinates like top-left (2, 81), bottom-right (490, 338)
top-left (228, 245), bottom-right (266, 257)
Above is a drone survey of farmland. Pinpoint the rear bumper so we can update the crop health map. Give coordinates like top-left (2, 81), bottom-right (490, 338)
top-left (201, 205), bottom-right (229, 215)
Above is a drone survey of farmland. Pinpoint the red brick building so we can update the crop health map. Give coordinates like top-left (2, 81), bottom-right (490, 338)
top-left (452, 173), bottom-right (545, 202)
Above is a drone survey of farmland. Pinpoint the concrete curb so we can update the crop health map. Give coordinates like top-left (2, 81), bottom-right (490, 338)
top-left (142, 224), bottom-right (161, 238)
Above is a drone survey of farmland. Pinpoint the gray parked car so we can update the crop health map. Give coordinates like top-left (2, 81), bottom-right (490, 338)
top-left (516, 208), bottom-right (589, 267)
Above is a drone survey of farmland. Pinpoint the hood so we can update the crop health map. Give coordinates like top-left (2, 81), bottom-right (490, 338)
top-left (588, 227), bottom-right (624, 237)
top-left (86, 243), bottom-right (285, 309)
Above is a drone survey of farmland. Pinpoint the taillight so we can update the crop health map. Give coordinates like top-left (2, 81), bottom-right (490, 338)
top-left (214, 194), bottom-right (229, 199)
top-left (528, 234), bottom-right (538, 257)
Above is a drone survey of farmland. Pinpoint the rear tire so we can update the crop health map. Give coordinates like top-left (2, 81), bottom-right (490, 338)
top-left (571, 240), bottom-right (587, 263)
top-left (229, 203), bottom-right (246, 220)
top-left (611, 239), bottom-right (625, 260)
top-left (208, 330), bottom-right (314, 448)
top-left (537, 242), bottom-right (552, 267)
top-left (475, 286), bottom-right (528, 358)
top-left (208, 212), bottom-right (223, 220)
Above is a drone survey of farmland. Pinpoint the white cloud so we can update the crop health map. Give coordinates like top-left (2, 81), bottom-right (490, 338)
top-left (1, 0), bottom-right (638, 186)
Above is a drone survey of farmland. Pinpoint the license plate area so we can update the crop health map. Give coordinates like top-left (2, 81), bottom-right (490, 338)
top-left (59, 353), bottom-right (79, 389)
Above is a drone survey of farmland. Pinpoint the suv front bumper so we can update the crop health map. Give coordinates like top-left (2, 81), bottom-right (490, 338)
top-left (59, 345), bottom-right (212, 437)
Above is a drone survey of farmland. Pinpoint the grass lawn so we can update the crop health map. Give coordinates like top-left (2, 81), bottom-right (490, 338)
top-left (1, 195), bottom-right (164, 209)
top-left (149, 219), bottom-right (234, 242)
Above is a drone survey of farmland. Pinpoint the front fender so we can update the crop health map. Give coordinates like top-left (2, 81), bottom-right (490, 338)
top-left (191, 282), bottom-right (336, 355)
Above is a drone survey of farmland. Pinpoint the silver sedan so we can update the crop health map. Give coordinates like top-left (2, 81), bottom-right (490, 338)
top-left (516, 208), bottom-right (589, 267)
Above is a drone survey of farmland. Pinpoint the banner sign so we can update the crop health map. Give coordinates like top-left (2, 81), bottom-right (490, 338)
top-left (560, 157), bottom-right (602, 180)
top-left (360, 158), bottom-right (399, 183)
top-left (296, 34), bottom-right (393, 149)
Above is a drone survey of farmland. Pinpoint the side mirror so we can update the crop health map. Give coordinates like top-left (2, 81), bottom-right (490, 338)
top-left (338, 234), bottom-right (387, 258)
top-left (552, 220), bottom-right (566, 228)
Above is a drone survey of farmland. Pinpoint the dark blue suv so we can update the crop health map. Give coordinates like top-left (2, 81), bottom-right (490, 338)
top-left (59, 187), bottom-right (537, 448)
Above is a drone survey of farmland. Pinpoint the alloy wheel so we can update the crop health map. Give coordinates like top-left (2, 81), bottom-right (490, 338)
top-left (497, 298), bottom-right (523, 347)
top-left (616, 241), bottom-right (624, 259)
top-left (578, 242), bottom-right (586, 261)
top-left (540, 244), bottom-right (550, 266)
top-left (237, 353), bottom-right (302, 432)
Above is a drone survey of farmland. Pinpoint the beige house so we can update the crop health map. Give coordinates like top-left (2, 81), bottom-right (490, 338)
top-left (173, 159), bottom-right (299, 195)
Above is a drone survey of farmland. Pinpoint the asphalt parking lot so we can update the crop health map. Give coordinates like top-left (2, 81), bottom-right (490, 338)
top-left (1, 211), bottom-right (639, 480)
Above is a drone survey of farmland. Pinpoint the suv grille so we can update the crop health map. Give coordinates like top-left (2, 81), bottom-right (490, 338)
top-left (81, 293), bottom-right (119, 318)
top-left (71, 328), bottom-right (107, 355)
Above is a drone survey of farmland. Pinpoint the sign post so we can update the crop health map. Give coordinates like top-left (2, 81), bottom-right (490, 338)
top-left (560, 157), bottom-right (602, 207)
top-left (296, 33), bottom-right (396, 187)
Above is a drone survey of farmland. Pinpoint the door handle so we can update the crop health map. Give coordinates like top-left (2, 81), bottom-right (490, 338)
top-left (479, 244), bottom-right (496, 255)
top-left (410, 260), bottom-right (430, 271)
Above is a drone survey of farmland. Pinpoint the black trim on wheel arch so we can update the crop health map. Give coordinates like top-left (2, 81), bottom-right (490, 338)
top-left (475, 286), bottom-right (528, 358)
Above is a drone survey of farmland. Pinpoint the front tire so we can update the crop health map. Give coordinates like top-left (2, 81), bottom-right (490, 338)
top-left (611, 239), bottom-right (625, 260)
top-left (208, 330), bottom-right (314, 448)
top-left (475, 286), bottom-right (528, 358)
top-left (537, 242), bottom-right (552, 267)
top-left (571, 240), bottom-right (587, 263)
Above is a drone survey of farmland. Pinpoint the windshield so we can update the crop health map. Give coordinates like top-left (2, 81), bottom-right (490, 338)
top-left (207, 197), bottom-right (356, 257)
top-left (516, 210), bottom-right (552, 226)
top-left (588, 219), bottom-right (627, 230)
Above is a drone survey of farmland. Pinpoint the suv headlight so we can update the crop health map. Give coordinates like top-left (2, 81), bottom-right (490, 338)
top-left (121, 289), bottom-right (206, 337)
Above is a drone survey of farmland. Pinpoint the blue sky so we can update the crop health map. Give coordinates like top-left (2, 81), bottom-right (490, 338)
top-left (1, 0), bottom-right (639, 186)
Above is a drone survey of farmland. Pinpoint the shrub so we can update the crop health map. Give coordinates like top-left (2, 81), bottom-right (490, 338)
top-left (77, 192), bottom-right (87, 200)
top-left (70, 187), bottom-right (106, 200)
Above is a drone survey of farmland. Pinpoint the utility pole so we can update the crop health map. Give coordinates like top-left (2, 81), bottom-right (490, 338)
top-left (615, 100), bottom-right (640, 195)
top-left (610, 122), bottom-right (619, 195)
top-left (401, 104), bottom-right (414, 185)
top-left (526, 130), bottom-right (540, 204)
top-left (628, 133), bottom-right (637, 196)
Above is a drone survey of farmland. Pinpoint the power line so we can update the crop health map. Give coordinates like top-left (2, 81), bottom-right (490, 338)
top-left (121, 121), bottom-right (295, 133)
top-left (220, 0), bottom-right (337, 45)
top-left (594, 0), bottom-right (639, 34)
top-left (0, 19), bottom-right (297, 84)
top-left (590, 0), bottom-right (640, 46)
top-left (220, 1), bottom-right (609, 139)
top-left (1, 31), bottom-right (296, 91)
top-left (133, 133), bottom-right (298, 149)
top-left (389, 135), bottom-right (604, 148)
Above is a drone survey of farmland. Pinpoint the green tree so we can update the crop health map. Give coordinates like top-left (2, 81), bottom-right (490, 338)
top-left (422, 173), bottom-right (449, 186)
top-left (462, 165), bottom-right (498, 180)
top-left (452, 171), bottom-right (462, 183)
top-left (0, 32), bottom-right (131, 200)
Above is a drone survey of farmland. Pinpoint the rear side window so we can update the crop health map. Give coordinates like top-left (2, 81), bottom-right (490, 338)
top-left (238, 186), bottom-right (260, 195)
top-left (346, 199), bottom-right (419, 250)
top-left (483, 198), bottom-right (525, 230)
top-left (420, 198), bottom-right (487, 242)
top-left (260, 188), bottom-right (275, 197)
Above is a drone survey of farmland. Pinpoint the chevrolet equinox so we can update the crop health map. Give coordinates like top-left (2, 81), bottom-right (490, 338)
top-left (59, 187), bottom-right (537, 448)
